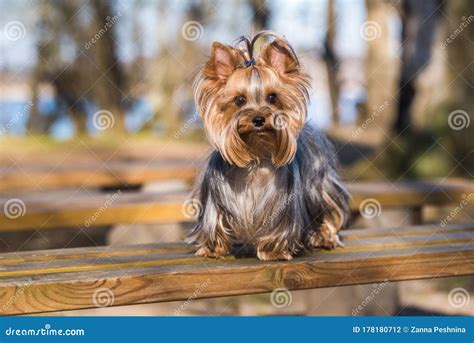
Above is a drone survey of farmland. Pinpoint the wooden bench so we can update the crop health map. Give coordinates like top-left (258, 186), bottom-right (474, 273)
top-left (0, 161), bottom-right (198, 192)
top-left (1, 179), bottom-right (473, 231)
top-left (0, 222), bottom-right (472, 315)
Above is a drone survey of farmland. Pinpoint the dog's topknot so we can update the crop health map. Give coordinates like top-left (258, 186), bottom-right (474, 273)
top-left (233, 31), bottom-right (300, 69)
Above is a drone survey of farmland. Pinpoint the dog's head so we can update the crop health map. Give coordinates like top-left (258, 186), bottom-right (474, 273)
top-left (194, 32), bottom-right (311, 168)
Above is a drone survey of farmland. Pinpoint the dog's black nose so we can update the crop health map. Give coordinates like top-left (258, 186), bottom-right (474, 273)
top-left (252, 116), bottom-right (265, 127)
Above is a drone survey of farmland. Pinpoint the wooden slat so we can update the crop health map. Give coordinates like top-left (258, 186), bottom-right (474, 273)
top-left (0, 223), bottom-right (469, 266)
top-left (0, 161), bottom-right (198, 192)
top-left (0, 180), bottom-right (473, 231)
top-left (0, 222), bottom-right (472, 315)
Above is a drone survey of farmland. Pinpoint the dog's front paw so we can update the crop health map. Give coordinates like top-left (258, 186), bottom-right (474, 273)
top-left (195, 245), bottom-right (228, 258)
top-left (257, 250), bottom-right (293, 261)
top-left (308, 229), bottom-right (343, 250)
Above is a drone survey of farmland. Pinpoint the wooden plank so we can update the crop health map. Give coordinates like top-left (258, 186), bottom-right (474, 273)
top-left (0, 161), bottom-right (198, 192)
top-left (0, 223), bottom-right (470, 265)
top-left (0, 180), bottom-right (473, 231)
top-left (0, 223), bottom-right (472, 270)
top-left (0, 230), bottom-right (472, 278)
top-left (0, 234), bottom-right (472, 315)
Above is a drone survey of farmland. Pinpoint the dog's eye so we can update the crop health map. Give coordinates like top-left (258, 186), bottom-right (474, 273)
top-left (234, 96), bottom-right (246, 107)
top-left (267, 93), bottom-right (277, 104)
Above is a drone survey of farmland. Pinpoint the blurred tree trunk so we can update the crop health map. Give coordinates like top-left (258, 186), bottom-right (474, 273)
top-left (445, 1), bottom-right (474, 108)
top-left (90, 0), bottom-right (127, 134)
top-left (149, 2), bottom-right (203, 135)
top-left (27, 1), bottom-right (58, 134)
top-left (323, 0), bottom-right (339, 127)
top-left (393, 0), bottom-right (443, 134)
top-left (443, 0), bottom-right (474, 172)
top-left (250, 0), bottom-right (269, 31)
top-left (363, 0), bottom-right (394, 130)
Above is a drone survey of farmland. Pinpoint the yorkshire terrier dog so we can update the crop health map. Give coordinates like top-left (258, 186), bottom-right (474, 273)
top-left (189, 31), bottom-right (350, 261)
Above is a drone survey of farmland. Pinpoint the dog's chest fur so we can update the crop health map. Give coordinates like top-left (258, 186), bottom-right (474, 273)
top-left (222, 162), bottom-right (290, 242)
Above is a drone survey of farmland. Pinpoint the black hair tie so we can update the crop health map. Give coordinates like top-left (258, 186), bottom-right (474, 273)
top-left (243, 58), bottom-right (255, 67)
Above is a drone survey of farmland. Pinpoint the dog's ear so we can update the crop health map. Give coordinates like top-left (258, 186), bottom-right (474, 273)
top-left (203, 42), bottom-right (242, 80)
top-left (262, 38), bottom-right (299, 74)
